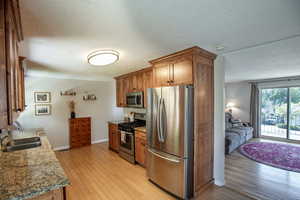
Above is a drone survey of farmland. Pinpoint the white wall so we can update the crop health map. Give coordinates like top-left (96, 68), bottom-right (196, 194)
top-left (225, 81), bottom-right (251, 122)
top-left (18, 77), bottom-right (123, 149)
top-left (213, 56), bottom-right (225, 186)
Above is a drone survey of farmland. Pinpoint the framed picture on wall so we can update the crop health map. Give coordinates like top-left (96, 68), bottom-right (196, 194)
top-left (34, 92), bottom-right (51, 103)
top-left (35, 104), bottom-right (51, 116)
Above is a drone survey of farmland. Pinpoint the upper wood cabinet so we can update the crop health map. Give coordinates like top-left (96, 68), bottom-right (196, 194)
top-left (152, 62), bottom-right (170, 87)
top-left (171, 55), bottom-right (193, 85)
top-left (150, 54), bottom-right (193, 87)
top-left (115, 67), bottom-right (153, 108)
top-left (116, 78), bottom-right (122, 107)
top-left (142, 68), bottom-right (153, 107)
top-left (0, 0), bottom-right (24, 129)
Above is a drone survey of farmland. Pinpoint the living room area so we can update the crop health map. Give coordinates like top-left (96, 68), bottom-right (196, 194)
top-left (223, 33), bottom-right (300, 199)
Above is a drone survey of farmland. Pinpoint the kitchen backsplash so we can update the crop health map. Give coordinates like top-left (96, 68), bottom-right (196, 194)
top-left (123, 107), bottom-right (146, 115)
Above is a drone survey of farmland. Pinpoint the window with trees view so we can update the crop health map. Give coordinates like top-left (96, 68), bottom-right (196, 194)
top-left (261, 87), bottom-right (300, 140)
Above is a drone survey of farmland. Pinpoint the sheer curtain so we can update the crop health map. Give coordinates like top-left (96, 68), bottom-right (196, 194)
top-left (250, 83), bottom-right (260, 138)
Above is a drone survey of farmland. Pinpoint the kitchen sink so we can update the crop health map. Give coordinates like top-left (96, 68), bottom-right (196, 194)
top-left (3, 137), bottom-right (41, 152)
top-left (13, 137), bottom-right (41, 145)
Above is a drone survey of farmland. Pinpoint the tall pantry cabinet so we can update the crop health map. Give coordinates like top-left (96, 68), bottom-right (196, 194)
top-left (0, 0), bottom-right (25, 129)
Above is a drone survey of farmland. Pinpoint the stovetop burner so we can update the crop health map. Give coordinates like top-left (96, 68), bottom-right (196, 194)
top-left (118, 120), bottom-right (146, 133)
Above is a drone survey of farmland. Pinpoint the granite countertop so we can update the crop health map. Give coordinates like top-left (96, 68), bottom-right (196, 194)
top-left (0, 130), bottom-right (69, 200)
top-left (134, 126), bottom-right (147, 133)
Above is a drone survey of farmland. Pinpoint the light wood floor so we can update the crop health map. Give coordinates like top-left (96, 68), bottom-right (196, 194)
top-left (225, 139), bottom-right (300, 200)
top-left (56, 142), bottom-right (252, 200)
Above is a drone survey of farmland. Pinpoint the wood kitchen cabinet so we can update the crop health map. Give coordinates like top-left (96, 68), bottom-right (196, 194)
top-left (116, 78), bottom-right (124, 107)
top-left (0, 0), bottom-right (24, 129)
top-left (142, 68), bottom-right (153, 107)
top-left (129, 72), bottom-right (144, 93)
top-left (150, 46), bottom-right (217, 196)
top-left (108, 122), bottom-right (120, 152)
top-left (115, 67), bottom-right (153, 108)
top-left (135, 130), bottom-right (146, 167)
top-left (114, 46), bottom-right (216, 197)
top-left (150, 54), bottom-right (193, 87)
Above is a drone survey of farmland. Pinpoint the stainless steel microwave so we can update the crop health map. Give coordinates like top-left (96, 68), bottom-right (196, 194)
top-left (126, 92), bottom-right (144, 108)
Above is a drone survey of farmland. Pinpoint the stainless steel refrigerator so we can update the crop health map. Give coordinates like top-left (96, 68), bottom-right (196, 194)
top-left (146, 85), bottom-right (194, 199)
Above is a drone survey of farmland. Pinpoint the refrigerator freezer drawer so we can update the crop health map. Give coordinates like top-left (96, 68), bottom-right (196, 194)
top-left (147, 148), bottom-right (188, 199)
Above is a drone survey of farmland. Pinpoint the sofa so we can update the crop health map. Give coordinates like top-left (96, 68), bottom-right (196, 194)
top-left (225, 112), bottom-right (253, 154)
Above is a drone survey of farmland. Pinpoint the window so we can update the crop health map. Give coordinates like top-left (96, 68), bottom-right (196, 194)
top-left (260, 87), bottom-right (300, 140)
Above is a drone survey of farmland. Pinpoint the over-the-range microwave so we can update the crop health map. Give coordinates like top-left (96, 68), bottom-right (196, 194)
top-left (126, 91), bottom-right (144, 108)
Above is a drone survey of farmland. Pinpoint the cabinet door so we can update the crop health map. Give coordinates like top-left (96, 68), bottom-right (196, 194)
top-left (108, 123), bottom-right (114, 149)
top-left (17, 57), bottom-right (25, 111)
top-left (140, 137), bottom-right (146, 167)
top-left (135, 136), bottom-right (141, 163)
top-left (116, 130), bottom-right (120, 151)
top-left (136, 72), bottom-right (144, 92)
top-left (116, 79), bottom-right (123, 107)
top-left (143, 69), bottom-right (153, 108)
top-left (171, 55), bottom-right (193, 85)
top-left (6, 11), bottom-right (18, 124)
top-left (135, 131), bottom-right (146, 167)
top-left (0, 0), bottom-right (8, 128)
top-left (129, 74), bottom-right (138, 92)
top-left (122, 76), bottom-right (130, 106)
top-left (153, 63), bottom-right (171, 87)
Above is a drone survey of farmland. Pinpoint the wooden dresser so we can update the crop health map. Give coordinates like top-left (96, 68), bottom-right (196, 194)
top-left (69, 117), bottom-right (91, 148)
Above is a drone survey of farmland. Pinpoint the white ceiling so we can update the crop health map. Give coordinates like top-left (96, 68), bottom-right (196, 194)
top-left (19, 0), bottom-right (300, 82)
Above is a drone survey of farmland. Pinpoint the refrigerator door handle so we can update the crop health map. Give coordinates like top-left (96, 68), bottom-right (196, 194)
top-left (160, 98), bottom-right (166, 142)
top-left (156, 97), bottom-right (162, 142)
top-left (148, 148), bottom-right (180, 163)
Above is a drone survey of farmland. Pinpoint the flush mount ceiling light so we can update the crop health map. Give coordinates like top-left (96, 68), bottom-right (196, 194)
top-left (87, 50), bottom-right (119, 66)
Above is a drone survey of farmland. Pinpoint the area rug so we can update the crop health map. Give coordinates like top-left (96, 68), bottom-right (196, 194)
top-left (240, 142), bottom-right (300, 173)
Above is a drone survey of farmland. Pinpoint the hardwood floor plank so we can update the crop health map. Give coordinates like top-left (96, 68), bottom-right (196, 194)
top-left (56, 142), bottom-right (251, 200)
top-left (225, 139), bottom-right (300, 200)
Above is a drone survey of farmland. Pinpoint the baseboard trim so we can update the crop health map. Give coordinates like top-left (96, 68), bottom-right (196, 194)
top-left (53, 139), bottom-right (108, 151)
top-left (92, 138), bottom-right (108, 144)
top-left (53, 145), bottom-right (70, 151)
top-left (214, 179), bottom-right (225, 186)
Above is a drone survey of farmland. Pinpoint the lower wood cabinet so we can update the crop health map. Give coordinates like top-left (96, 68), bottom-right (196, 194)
top-left (108, 122), bottom-right (120, 152)
top-left (69, 117), bottom-right (91, 149)
top-left (134, 130), bottom-right (147, 167)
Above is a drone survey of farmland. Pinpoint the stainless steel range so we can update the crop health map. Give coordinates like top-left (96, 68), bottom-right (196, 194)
top-left (118, 113), bottom-right (146, 163)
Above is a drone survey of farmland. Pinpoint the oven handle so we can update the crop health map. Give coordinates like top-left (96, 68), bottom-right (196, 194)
top-left (121, 131), bottom-right (133, 135)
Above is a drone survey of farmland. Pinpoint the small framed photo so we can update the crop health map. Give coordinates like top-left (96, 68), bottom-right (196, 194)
top-left (35, 104), bottom-right (51, 116)
top-left (34, 92), bottom-right (51, 103)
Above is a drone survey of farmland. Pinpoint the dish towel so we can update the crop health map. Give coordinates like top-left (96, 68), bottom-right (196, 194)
top-left (121, 131), bottom-right (127, 143)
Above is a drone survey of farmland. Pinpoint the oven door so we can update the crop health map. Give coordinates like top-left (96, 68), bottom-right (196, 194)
top-left (119, 131), bottom-right (134, 155)
top-left (126, 92), bottom-right (144, 108)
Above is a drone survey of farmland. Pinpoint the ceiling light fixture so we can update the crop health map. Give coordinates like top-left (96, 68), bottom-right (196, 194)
top-left (87, 50), bottom-right (119, 66)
